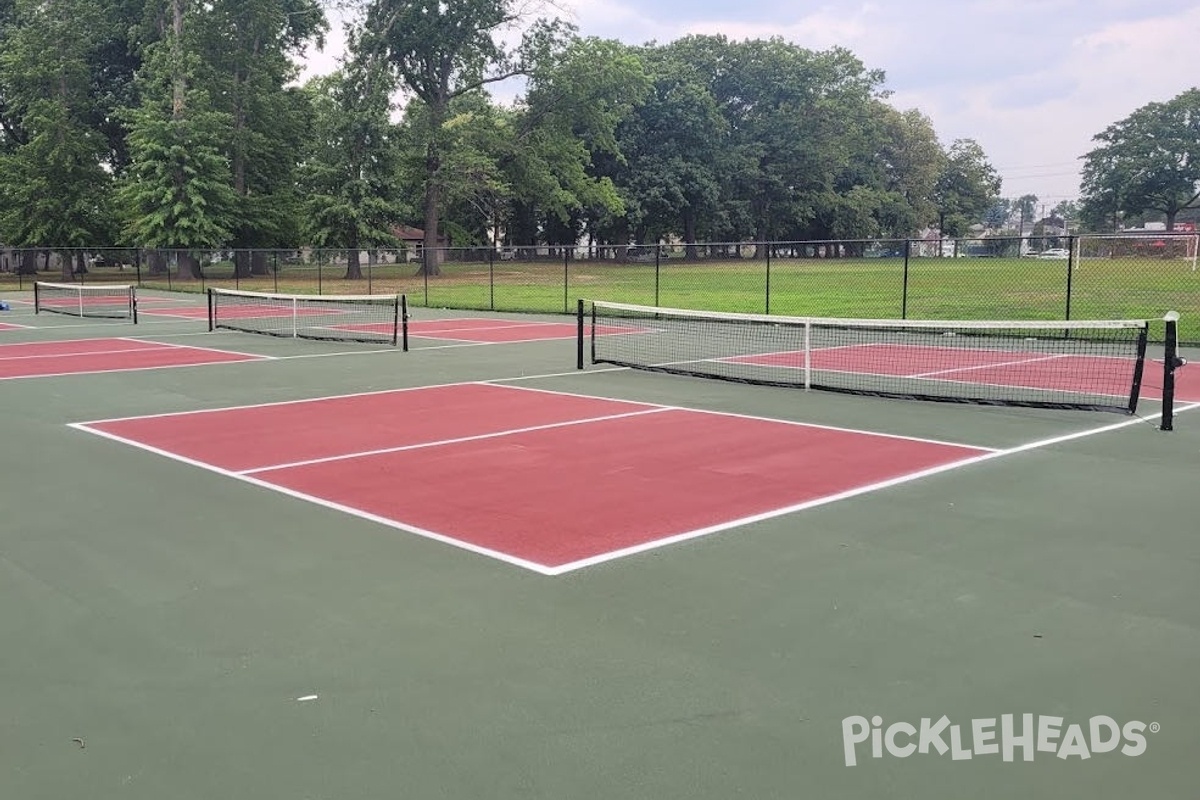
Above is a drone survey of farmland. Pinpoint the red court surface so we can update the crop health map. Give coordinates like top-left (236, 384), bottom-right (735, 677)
top-left (74, 382), bottom-right (993, 574)
top-left (0, 322), bottom-right (30, 331)
top-left (0, 337), bottom-right (265, 379)
top-left (726, 344), bottom-right (1200, 402)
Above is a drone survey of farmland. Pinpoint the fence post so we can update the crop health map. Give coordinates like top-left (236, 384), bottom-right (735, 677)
top-left (488, 249), bottom-right (495, 311)
top-left (1064, 235), bottom-right (1074, 321)
top-left (765, 245), bottom-right (771, 314)
top-left (563, 249), bottom-right (570, 314)
top-left (654, 247), bottom-right (660, 307)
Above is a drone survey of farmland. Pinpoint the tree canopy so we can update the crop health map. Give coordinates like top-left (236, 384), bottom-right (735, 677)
top-left (1080, 88), bottom-right (1200, 231)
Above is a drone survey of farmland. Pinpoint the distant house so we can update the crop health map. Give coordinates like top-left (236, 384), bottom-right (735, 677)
top-left (392, 224), bottom-right (450, 263)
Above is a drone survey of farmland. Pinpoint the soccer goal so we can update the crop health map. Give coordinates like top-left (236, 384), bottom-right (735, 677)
top-left (1075, 233), bottom-right (1199, 271)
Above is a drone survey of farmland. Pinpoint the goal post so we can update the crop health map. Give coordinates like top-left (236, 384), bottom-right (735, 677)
top-left (1075, 233), bottom-right (1199, 271)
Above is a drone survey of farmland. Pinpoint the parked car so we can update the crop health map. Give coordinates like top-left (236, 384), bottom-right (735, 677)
top-left (1035, 248), bottom-right (1070, 259)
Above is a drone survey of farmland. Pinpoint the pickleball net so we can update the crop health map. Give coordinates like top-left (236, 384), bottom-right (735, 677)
top-left (207, 288), bottom-right (406, 347)
top-left (579, 300), bottom-right (1151, 413)
top-left (34, 282), bottom-right (137, 322)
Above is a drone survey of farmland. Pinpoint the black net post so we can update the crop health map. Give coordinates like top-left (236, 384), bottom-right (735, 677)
top-left (33, 281), bottom-right (40, 314)
top-left (1160, 312), bottom-right (1181, 431)
top-left (207, 288), bottom-right (214, 332)
top-left (400, 293), bottom-right (410, 350)
top-left (130, 286), bottom-right (138, 325)
top-left (576, 299), bottom-right (585, 369)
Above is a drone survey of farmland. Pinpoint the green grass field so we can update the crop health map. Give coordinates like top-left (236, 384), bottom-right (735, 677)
top-left (4, 253), bottom-right (1196, 341)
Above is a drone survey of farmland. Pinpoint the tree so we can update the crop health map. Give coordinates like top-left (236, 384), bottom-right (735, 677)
top-left (933, 139), bottom-right (1001, 236)
top-left (505, 36), bottom-right (647, 249)
top-left (117, 0), bottom-right (237, 279)
top-left (613, 39), bottom-right (725, 254)
top-left (363, 0), bottom-right (570, 275)
top-left (1080, 88), bottom-right (1200, 231)
top-left (0, 0), bottom-right (114, 277)
top-left (196, 0), bottom-right (326, 275)
top-left (301, 46), bottom-right (405, 279)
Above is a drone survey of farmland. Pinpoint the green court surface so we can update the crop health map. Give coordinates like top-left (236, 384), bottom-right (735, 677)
top-left (1, 288), bottom-right (1198, 799)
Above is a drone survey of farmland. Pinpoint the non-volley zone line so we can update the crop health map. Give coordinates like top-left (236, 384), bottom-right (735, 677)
top-left (0, 337), bottom-right (268, 379)
top-left (72, 382), bottom-right (1003, 575)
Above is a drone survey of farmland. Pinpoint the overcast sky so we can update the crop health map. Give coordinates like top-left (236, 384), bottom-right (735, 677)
top-left (302, 0), bottom-right (1199, 208)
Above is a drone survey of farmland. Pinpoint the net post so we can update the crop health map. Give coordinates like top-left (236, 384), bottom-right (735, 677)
top-left (33, 281), bottom-right (40, 314)
top-left (576, 299), bottom-right (585, 370)
top-left (589, 301), bottom-right (597, 366)
top-left (130, 286), bottom-right (138, 324)
top-left (207, 288), bottom-right (214, 331)
top-left (1126, 322), bottom-right (1148, 413)
top-left (803, 320), bottom-right (812, 390)
top-left (397, 294), bottom-right (406, 350)
top-left (1160, 311), bottom-right (1181, 431)
top-left (291, 297), bottom-right (298, 338)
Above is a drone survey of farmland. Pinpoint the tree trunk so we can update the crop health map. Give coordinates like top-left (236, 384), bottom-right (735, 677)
top-left (176, 252), bottom-right (202, 280)
top-left (682, 209), bottom-right (699, 261)
top-left (250, 250), bottom-right (269, 276)
top-left (147, 249), bottom-right (167, 275)
top-left (234, 250), bottom-right (252, 278)
top-left (17, 250), bottom-right (37, 275)
top-left (345, 248), bottom-right (362, 280)
top-left (417, 100), bottom-right (445, 277)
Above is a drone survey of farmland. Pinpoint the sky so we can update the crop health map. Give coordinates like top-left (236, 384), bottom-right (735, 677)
top-left (301, 0), bottom-right (1200, 208)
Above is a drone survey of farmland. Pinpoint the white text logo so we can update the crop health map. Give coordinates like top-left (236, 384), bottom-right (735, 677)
top-left (841, 714), bottom-right (1158, 766)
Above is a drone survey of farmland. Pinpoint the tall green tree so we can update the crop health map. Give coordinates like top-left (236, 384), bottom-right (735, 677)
top-left (1080, 88), bottom-right (1200, 231)
top-left (0, 0), bottom-right (113, 276)
top-left (118, 0), bottom-right (237, 278)
top-left (709, 38), bottom-right (886, 248)
top-left (301, 44), bottom-right (405, 279)
top-left (612, 39), bottom-right (725, 254)
top-left (196, 0), bottom-right (325, 274)
top-left (363, 0), bottom-right (570, 274)
top-left (933, 138), bottom-right (1001, 236)
top-left (505, 36), bottom-right (647, 249)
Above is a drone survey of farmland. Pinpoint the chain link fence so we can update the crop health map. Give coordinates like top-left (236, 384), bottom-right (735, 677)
top-left (2, 235), bottom-right (1196, 342)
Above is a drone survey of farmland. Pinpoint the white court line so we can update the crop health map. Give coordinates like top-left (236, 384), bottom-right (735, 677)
top-left (488, 381), bottom-right (999, 453)
top-left (910, 352), bottom-right (1068, 378)
top-left (0, 345), bottom-right (179, 362)
top-left (116, 336), bottom-right (276, 361)
top-left (67, 421), bottom-right (562, 575)
top-left (66, 371), bottom-right (1199, 575)
top-left (0, 357), bottom-right (267, 381)
top-left (240, 407), bottom-right (673, 475)
top-left (543, 400), bottom-right (1200, 574)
